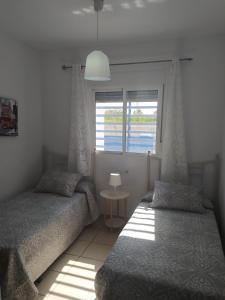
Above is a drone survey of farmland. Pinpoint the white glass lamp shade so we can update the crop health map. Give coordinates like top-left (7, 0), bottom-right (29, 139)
top-left (84, 50), bottom-right (111, 81)
top-left (109, 173), bottom-right (122, 187)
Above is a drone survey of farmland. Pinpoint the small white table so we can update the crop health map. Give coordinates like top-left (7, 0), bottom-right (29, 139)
top-left (100, 190), bottom-right (130, 230)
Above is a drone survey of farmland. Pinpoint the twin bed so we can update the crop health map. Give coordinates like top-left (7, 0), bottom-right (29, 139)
top-left (95, 202), bottom-right (225, 300)
top-left (0, 179), bottom-right (99, 300)
top-left (95, 155), bottom-right (225, 300)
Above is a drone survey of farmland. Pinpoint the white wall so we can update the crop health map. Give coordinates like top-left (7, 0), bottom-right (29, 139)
top-left (0, 32), bottom-right (43, 201)
top-left (182, 37), bottom-right (225, 161)
top-left (41, 36), bottom-right (225, 216)
top-left (220, 117), bottom-right (225, 247)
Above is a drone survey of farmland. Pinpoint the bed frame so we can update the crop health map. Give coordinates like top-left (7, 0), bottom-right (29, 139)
top-left (147, 151), bottom-right (220, 199)
top-left (146, 151), bottom-right (221, 228)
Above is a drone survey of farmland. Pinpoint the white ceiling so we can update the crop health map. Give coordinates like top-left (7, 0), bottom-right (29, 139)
top-left (0, 0), bottom-right (224, 50)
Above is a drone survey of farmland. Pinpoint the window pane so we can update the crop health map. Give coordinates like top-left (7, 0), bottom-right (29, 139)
top-left (96, 91), bottom-right (123, 152)
top-left (126, 90), bottom-right (158, 154)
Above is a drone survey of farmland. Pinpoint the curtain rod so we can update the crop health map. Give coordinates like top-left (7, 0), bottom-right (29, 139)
top-left (61, 57), bottom-right (193, 70)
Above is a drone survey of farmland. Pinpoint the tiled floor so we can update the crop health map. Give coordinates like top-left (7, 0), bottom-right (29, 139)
top-left (36, 217), bottom-right (120, 300)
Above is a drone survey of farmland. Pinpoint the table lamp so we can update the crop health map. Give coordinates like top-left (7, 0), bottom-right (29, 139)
top-left (109, 173), bottom-right (121, 193)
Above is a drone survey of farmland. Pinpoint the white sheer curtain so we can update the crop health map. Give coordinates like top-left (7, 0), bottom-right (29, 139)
top-left (161, 59), bottom-right (188, 184)
top-left (68, 65), bottom-right (95, 175)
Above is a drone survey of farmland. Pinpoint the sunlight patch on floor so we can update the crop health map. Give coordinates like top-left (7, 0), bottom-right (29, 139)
top-left (38, 254), bottom-right (101, 300)
top-left (63, 262), bottom-right (97, 280)
top-left (37, 217), bottom-right (118, 300)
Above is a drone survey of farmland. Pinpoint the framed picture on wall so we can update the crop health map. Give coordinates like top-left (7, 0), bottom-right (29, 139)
top-left (0, 97), bottom-right (18, 136)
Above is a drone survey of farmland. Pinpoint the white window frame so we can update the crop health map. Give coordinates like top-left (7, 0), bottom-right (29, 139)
top-left (93, 85), bottom-right (163, 156)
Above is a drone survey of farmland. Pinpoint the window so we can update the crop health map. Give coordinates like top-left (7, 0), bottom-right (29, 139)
top-left (96, 91), bottom-right (123, 152)
top-left (95, 88), bottom-right (162, 154)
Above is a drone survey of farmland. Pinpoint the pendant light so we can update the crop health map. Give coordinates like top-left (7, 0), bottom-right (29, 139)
top-left (84, 0), bottom-right (111, 81)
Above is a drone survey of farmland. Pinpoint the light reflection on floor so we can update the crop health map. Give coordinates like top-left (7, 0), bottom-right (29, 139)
top-left (37, 207), bottom-right (156, 299)
top-left (37, 217), bottom-right (116, 300)
top-left (51, 258), bottom-right (97, 300)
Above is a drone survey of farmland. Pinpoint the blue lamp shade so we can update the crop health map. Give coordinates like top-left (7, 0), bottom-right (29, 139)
top-left (84, 50), bottom-right (111, 81)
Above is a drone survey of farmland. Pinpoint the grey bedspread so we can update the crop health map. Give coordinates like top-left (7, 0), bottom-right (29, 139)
top-left (95, 202), bottom-right (225, 300)
top-left (0, 186), bottom-right (99, 300)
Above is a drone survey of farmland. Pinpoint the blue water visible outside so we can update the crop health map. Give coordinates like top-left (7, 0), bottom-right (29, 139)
top-left (98, 135), bottom-right (155, 153)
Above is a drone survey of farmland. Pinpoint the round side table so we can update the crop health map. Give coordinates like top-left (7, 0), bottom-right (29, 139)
top-left (100, 190), bottom-right (130, 230)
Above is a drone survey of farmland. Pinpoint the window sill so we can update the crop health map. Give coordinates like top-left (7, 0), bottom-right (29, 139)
top-left (95, 150), bottom-right (161, 159)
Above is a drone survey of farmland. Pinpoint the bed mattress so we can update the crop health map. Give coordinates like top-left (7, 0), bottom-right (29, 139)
top-left (95, 202), bottom-right (225, 300)
top-left (0, 191), bottom-right (90, 300)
